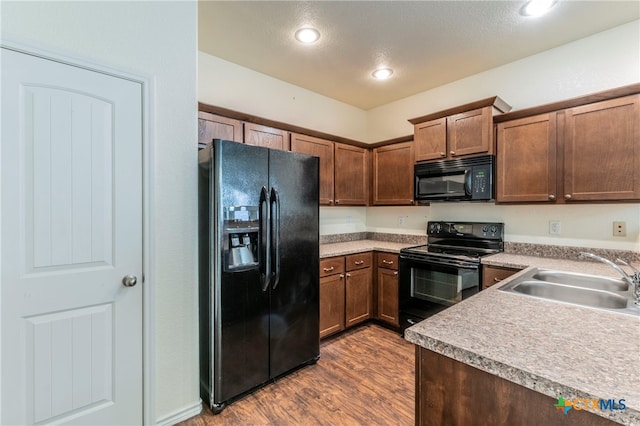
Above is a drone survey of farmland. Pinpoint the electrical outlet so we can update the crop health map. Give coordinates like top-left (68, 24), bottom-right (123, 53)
top-left (549, 220), bottom-right (561, 235)
top-left (397, 216), bottom-right (407, 226)
top-left (613, 221), bottom-right (626, 237)
top-left (346, 215), bottom-right (353, 223)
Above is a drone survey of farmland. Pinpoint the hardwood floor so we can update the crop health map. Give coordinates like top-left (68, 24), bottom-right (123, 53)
top-left (180, 323), bottom-right (414, 426)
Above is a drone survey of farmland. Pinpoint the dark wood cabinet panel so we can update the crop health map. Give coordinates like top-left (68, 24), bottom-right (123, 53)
top-left (345, 268), bottom-right (372, 327)
top-left (377, 264), bottom-right (399, 327)
top-left (447, 107), bottom-right (492, 158)
top-left (496, 113), bottom-right (557, 203)
top-left (372, 142), bottom-right (414, 205)
top-left (564, 94), bottom-right (640, 201)
top-left (319, 272), bottom-right (345, 339)
top-left (334, 143), bottom-right (368, 205)
top-left (290, 133), bottom-right (335, 205)
top-left (198, 111), bottom-right (242, 144)
top-left (416, 347), bottom-right (616, 426)
top-left (414, 118), bottom-right (446, 161)
top-left (482, 265), bottom-right (520, 289)
top-left (244, 123), bottom-right (290, 151)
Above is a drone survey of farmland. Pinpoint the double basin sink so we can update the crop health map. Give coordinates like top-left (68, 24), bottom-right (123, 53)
top-left (500, 268), bottom-right (640, 316)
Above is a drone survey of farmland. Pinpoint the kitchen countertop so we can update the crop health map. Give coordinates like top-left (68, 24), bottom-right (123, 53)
top-left (319, 239), bottom-right (416, 258)
top-left (404, 253), bottom-right (640, 425)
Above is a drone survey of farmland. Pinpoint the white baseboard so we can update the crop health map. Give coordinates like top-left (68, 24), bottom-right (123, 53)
top-left (155, 400), bottom-right (202, 426)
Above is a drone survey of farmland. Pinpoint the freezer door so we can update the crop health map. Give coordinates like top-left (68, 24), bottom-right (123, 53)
top-left (268, 149), bottom-right (320, 378)
top-left (212, 140), bottom-right (271, 403)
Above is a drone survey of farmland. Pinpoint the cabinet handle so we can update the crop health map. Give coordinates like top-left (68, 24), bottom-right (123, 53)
top-left (565, 194), bottom-right (572, 200)
top-left (393, 271), bottom-right (398, 276)
top-left (323, 266), bottom-right (334, 272)
top-left (382, 260), bottom-right (394, 265)
top-left (440, 152), bottom-right (446, 157)
top-left (493, 277), bottom-right (502, 282)
top-left (354, 260), bottom-right (364, 265)
top-left (548, 195), bottom-right (556, 201)
top-left (450, 151), bottom-right (455, 155)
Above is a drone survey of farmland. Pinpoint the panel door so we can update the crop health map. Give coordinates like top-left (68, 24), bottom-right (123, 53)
top-left (372, 142), bottom-right (414, 205)
top-left (345, 268), bottom-right (372, 327)
top-left (244, 123), bottom-right (290, 151)
top-left (1, 48), bottom-right (143, 424)
top-left (319, 274), bottom-right (345, 339)
top-left (447, 107), bottom-right (492, 157)
top-left (496, 113), bottom-right (558, 203)
top-left (198, 111), bottom-right (242, 144)
top-left (290, 133), bottom-right (335, 205)
top-left (377, 268), bottom-right (399, 326)
top-left (414, 118), bottom-right (447, 162)
top-left (564, 94), bottom-right (640, 201)
top-left (334, 143), bottom-right (368, 205)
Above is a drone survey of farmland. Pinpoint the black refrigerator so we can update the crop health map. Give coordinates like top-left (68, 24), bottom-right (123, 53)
top-left (198, 139), bottom-right (320, 413)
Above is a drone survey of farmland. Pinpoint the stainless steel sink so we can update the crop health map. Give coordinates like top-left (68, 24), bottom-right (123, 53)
top-left (532, 269), bottom-right (628, 292)
top-left (499, 268), bottom-right (640, 316)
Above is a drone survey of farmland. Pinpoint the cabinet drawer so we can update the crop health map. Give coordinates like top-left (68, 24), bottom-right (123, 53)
top-left (377, 253), bottom-right (398, 270)
top-left (482, 265), bottom-right (520, 289)
top-left (345, 252), bottom-right (373, 271)
top-left (320, 257), bottom-right (345, 277)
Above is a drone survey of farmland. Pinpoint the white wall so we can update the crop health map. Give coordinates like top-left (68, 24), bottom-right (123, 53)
top-left (199, 52), bottom-right (368, 141)
top-left (1, 1), bottom-right (199, 423)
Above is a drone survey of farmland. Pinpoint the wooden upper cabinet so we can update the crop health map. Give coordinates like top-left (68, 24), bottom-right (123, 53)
top-left (414, 118), bottom-right (446, 161)
top-left (563, 94), bottom-right (640, 202)
top-left (372, 142), bottom-right (414, 205)
top-left (496, 113), bottom-right (557, 203)
top-left (198, 111), bottom-right (242, 144)
top-left (334, 143), bottom-right (368, 206)
top-left (290, 133), bottom-right (335, 205)
top-left (447, 107), bottom-right (492, 157)
top-left (244, 123), bottom-right (290, 151)
top-left (410, 97), bottom-right (511, 163)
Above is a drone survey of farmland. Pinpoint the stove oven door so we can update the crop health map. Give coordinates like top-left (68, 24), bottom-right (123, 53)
top-left (399, 254), bottom-right (480, 331)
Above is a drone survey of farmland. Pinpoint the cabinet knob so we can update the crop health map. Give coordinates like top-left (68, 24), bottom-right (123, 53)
top-left (346, 273), bottom-right (351, 278)
top-left (450, 151), bottom-right (455, 156)
top-left (393, 271), bottom-right (398, 276)
top-left (335, 200), bottom-right (340, 204)
top-left (493, 277), bottom-right (502, 282)
top-left (440, 152), bottom-right (446, 157)
top-left (565, 194), bottom-right (572, 200)
top-left (548, 195), bottom-right (556, 201)
top-left (329, 200), bottom-right (333, 204)
top-left (339, 274), bottom-right (345, 279)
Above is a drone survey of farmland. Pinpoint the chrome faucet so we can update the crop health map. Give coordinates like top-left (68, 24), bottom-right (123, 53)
top-left (579, 252), bottom-right (640, 305)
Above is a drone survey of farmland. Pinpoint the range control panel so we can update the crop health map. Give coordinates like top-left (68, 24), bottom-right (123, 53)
top-left (427, 221), bottom-right (504, 240)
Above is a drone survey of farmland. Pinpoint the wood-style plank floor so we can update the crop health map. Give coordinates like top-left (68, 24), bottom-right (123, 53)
top-left (179, 323), bottom-right (414, 426)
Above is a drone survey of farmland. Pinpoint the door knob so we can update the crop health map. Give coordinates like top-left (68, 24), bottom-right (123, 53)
top-left (122, 275), bottom-right (138, 287)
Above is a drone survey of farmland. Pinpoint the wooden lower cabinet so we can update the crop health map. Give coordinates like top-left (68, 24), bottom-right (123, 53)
top-left (416, 347), bottom-right (616, 426)
top-left (345, 268), bottom-right (372, 327)
top-left (319, 272), bottom-right (345, 338)
top-left (376, 253), bottom-right (399, 327)
top-left (482, 265), bottom-right (520, 289)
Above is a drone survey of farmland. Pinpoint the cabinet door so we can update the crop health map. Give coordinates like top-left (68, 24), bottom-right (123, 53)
top-left (244, 123), bottom-right (290, 151)
top-left (198, 111), bottom-right (242, 144)
top-left (319, 273), bottom-right (345, 339)
top-left (345, 268), bottom-right (372, 328)
top-left (377, 268), bottom-right (399, 326)
top-left (414, 118), bottom-right (447, 162)
top-left (564, 94), bottom-right (640, 201)
top-left (291, 133), bottom-right (335, 205)
top-left (372, 142), bottom-right (414, 205)
top-left (482, 265), bottom-right (520, 289)
top-left (334, 143), bottom-right (368, 205)
top-left (447, 107), bottom-right (493, 157)
top-left (496, 113), bottom-right (557, 203)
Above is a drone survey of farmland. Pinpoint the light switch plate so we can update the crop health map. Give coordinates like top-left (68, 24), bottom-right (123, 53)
top-left (549, 220), bottom-right (561, 235)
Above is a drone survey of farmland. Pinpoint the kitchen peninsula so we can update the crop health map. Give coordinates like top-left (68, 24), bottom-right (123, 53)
top-left (405, 254), bottom-right (640, 425)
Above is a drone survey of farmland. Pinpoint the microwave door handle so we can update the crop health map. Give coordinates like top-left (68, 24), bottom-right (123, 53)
top-left (464, 169), bottom-right (473, 196)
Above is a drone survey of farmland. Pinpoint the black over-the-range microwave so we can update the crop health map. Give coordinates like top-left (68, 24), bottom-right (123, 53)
top-left (414, 155), bottom-right (495, 202)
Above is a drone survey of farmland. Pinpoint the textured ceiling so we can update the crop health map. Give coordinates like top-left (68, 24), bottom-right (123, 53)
top-left (199, 1), bottom-right (640, 110)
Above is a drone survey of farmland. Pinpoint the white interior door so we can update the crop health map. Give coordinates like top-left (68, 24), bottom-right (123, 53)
top-left (1, 47), bottom-right (143, 425)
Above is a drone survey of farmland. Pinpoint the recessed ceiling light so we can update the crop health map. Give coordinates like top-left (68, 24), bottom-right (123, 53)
top-left (521, 0), bottom-right (558, 17)
top-left (295, 28), bottom-right (320, 44)
top-left (372, 68), bottom-right (394, 80)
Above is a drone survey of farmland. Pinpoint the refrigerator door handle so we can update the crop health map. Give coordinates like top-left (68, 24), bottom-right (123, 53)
top-left (259, 186), bottom-right (271, 292)
top-left (270, 187), bottom-right (281, 290)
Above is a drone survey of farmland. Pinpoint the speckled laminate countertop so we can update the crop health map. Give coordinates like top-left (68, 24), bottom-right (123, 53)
top-left (319, 239), bottom-right (416, 258)
top-left (405, 253), bottom-right (640, 425)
